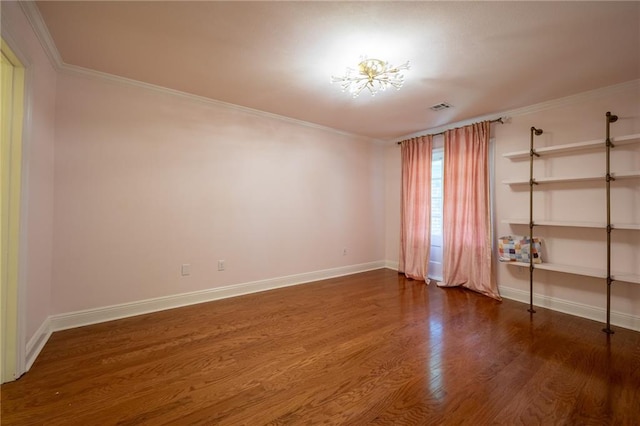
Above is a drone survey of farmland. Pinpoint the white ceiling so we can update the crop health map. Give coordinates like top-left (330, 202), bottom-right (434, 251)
top-left (35, 1), bottom-right (640, 141)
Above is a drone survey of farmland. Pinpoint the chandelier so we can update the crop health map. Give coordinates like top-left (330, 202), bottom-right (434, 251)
top-left (331, 57), bottom-right (410, 98)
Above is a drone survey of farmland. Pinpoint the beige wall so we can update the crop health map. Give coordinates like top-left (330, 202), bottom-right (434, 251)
top-left (51, 71), bottom-right (385, 314)
top-left (384, 143), bottom-right (401, 268)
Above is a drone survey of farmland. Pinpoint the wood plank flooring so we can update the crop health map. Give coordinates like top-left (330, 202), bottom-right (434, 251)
top-left (2, 268), bottom-right (639, 425)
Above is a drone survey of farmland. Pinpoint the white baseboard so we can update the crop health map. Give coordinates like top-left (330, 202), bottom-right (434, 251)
top-left (21, 262), bottom-right (383, 370)
top-left (25, 317), bottom-right (52, 372)
top-left (384, 260), bottom-right (399, 271)
top-left (49, 261), bottom-right (386, 333)
top-left (27, 263), bottom-right (636, 373)
top-left (499, 285), bottom-right (640, 332)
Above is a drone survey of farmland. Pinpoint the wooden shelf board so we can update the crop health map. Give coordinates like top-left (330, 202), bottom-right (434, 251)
top-left (504, 261), bottom-right (531, 268)
top-left (501, 219), bottom-right (608, 228)
top-left (501, 219), bottom-right (529, 225)
top-left (613, 133), bottom-right (640, 146)
top-left (505, 262), bottom-right (594, 275)
top-left (502, 179), bottom-right (527, 185)
top-left (537, 263), bottom-right (608, 278)
top-left (502, 170), bottom-right (640, 185)
top-left (503, 133), bottom-right (640, 160)
top-left (613, 170), bottom-right (640, 180)
top-left (502, 219), bottom-right (640, 230)
top-left (503, 262), bottom-right (640, 284)
top-left (504, 261), bottom-right (606, 279)
top-left (614, 224), bottom-right (640, 231)
top-left (612, 273), bottom-right (640, 285)
top-left (503, 175), bottom-right (603, 185)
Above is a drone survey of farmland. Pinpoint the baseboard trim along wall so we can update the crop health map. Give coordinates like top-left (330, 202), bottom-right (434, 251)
top-left (25, 261), bottom-right (386, 370)
top-left (499, 285), bottom-right (640, 332)
top-left (342, 262), bottom-right (640, 332)
top-left (50, 261), bottom-right (386, 332)
top-left (25, 317), bottom-right (52, 372)
top-left (25, 264), bottom-right (638, 371)
top-left (384, 260), bottom-right (399, 271)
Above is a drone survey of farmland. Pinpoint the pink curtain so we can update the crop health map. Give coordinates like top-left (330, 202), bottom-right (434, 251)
top-left (439, 121), bottom-right (500, 300)
top-left (399, 136), bottom-right (432, 281)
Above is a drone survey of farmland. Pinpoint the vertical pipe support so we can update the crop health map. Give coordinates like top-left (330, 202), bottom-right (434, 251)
top-left (528, 127), bottom-right (542, 313)
top-left (603, 111), bottom-right (617, 334)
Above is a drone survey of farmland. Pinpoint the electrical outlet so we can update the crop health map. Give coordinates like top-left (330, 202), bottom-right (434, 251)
top-left (218, 260), bottom-right (225, 271)
top-left (181, 264), bottom-right (191, 276)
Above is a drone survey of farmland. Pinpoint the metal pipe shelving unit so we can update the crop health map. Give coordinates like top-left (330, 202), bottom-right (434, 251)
top-left (503, 116), bottom-right (640, 331)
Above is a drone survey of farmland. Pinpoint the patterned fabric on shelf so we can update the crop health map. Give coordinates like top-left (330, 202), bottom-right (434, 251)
top-left (498, 235), bottom-right (542, 263)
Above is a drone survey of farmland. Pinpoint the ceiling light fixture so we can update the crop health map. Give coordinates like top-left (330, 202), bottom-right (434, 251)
top-left (331, 57), bottom-right (410, 98)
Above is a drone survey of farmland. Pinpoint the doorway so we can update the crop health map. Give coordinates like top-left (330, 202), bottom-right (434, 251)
top-left (1, 38), bottom-right (26, 383)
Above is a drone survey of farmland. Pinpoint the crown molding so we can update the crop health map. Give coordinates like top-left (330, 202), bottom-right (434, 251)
top-left (18, 1), bottom-right (379, 144)
top-left (58, 63), bottom-right (379, 143)
top-left (499, 79), bottom-right (640, 118)
top-left (19, 1), bottom-right (63, 69)
top-left (392, 79), bottom-right (640, 143)
top-left (20, 0), bottom-right (636, 146)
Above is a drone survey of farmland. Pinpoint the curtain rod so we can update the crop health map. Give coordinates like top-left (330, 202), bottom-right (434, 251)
top-left (396, 117), bottom-right (504, 145)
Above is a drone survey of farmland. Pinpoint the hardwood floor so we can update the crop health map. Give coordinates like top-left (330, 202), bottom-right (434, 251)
top-left (2, 268), bottom-right (639, 425)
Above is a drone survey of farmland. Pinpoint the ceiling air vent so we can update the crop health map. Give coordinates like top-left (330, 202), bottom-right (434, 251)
top-left (429, 102), bottom-right (452, 111)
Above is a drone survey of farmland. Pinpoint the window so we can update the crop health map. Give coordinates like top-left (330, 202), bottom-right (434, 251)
top-left (429, 147), bottom-right (444, 281)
